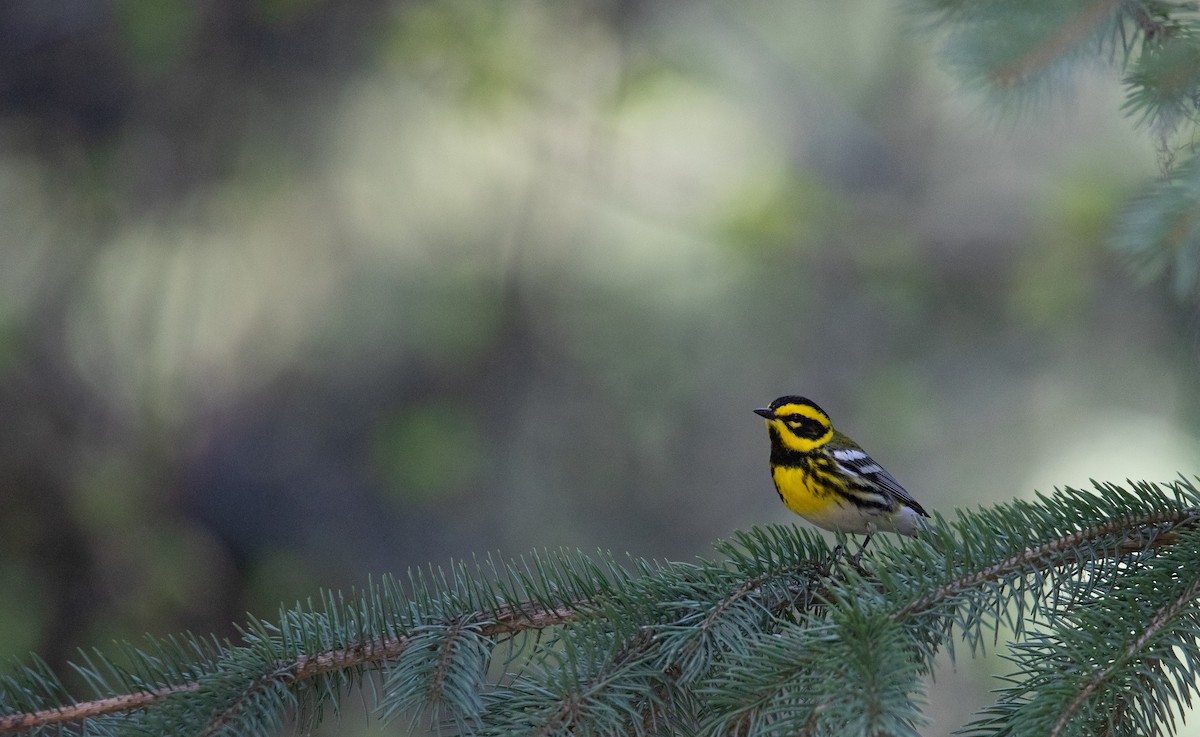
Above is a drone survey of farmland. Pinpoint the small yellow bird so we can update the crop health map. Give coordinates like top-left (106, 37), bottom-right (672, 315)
top-left (754, 395), bottom-right (931, 551)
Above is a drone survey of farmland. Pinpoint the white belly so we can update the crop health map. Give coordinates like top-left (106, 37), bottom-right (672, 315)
top-left (802, 499), bottom-right (928, 537)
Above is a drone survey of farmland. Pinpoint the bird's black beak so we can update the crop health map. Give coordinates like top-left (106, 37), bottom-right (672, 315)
top-left (753, 408), bottom-right (774, 419)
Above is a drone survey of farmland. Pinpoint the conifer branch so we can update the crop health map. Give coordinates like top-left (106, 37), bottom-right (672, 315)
top-left (5, 483), bottom-right (1200, 736)
top-left (1128, 2), bottom-right (1172, 44)
top-left (689, 560), bottom-right (825, 653)
top-left (893, 507), bottom-right (1199, 622)
top-left (0, 601), bottom-right (583, 733)
top-left (910, 1), bottom-right (1200, 303)
top-left (990, 0), bottom-right (1120, 88)
top-left (428, 617), bottom-right (468, 709)
top-left (0, 684), bottom-right (200, 733)
top-left (1049, 566), bottom-right (1200, 737)
top-left (196, 668), bottom-right (287, 737)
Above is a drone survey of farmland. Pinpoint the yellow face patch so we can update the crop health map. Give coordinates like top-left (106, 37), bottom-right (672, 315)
top-left (766, 402), bottom-right (833, 452)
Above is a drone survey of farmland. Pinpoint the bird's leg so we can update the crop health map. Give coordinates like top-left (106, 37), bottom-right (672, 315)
top-left (829, 532), bottom-right (848, 564)
top-left (851, 526), bottom-right (877, 564)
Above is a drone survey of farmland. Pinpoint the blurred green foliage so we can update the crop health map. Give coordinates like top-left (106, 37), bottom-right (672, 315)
top-left (371, 400), bottom-right (485, 503)
top-left (116, 0), bottom-right (195, 73)
top-left (0, 1), bottom-right (1197, 734)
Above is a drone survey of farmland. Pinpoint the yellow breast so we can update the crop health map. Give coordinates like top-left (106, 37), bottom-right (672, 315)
top-left (771, 461), bottom-right (910, 535)
top-left (772, 464), bottom-right (837, 517)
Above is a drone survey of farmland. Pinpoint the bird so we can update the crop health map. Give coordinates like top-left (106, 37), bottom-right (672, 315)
top-left (754, 395), bottom-right (931, 557)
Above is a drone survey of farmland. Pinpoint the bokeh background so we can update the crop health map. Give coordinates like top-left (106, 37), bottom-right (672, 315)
top-left (2, 1), bottom-right (1198, 734)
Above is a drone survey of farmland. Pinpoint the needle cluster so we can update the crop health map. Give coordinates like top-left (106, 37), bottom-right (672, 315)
top-left (3, 479), bottom-right (1200, 736)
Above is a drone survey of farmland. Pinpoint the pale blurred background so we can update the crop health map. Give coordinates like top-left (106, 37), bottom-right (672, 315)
top-left (1, 1), bottom-right (1196, 734)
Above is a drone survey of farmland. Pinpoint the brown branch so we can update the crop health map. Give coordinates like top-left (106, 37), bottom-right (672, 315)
top-left (3, 507), bottom-right (1199, 734)
top-left (0, 602), bottom-right (583, 734)
top-left (1049, 567), bottom-right (1200, 737)
top-left (717, 509), bottom-right (1200, 734)
top-left (428, 617), bottom-right (467, 710)
top-left (892, 508), bottom-right (1198, 622)
top-left (0, 685), bottom-right (200, 733)
top-left (991, 0), bottom-right (1121, 88)
top-left (688, 560), bottom-right (825, 654)
top-left (1128, 2), bottom-right (1174, 45)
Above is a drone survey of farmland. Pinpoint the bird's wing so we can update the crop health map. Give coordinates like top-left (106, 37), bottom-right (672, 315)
top-left (830, 443), bottom-right (929, 517)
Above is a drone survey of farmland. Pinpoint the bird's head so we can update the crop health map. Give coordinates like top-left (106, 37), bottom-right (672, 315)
top-left (753, 395), bottom-right (834, 452)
